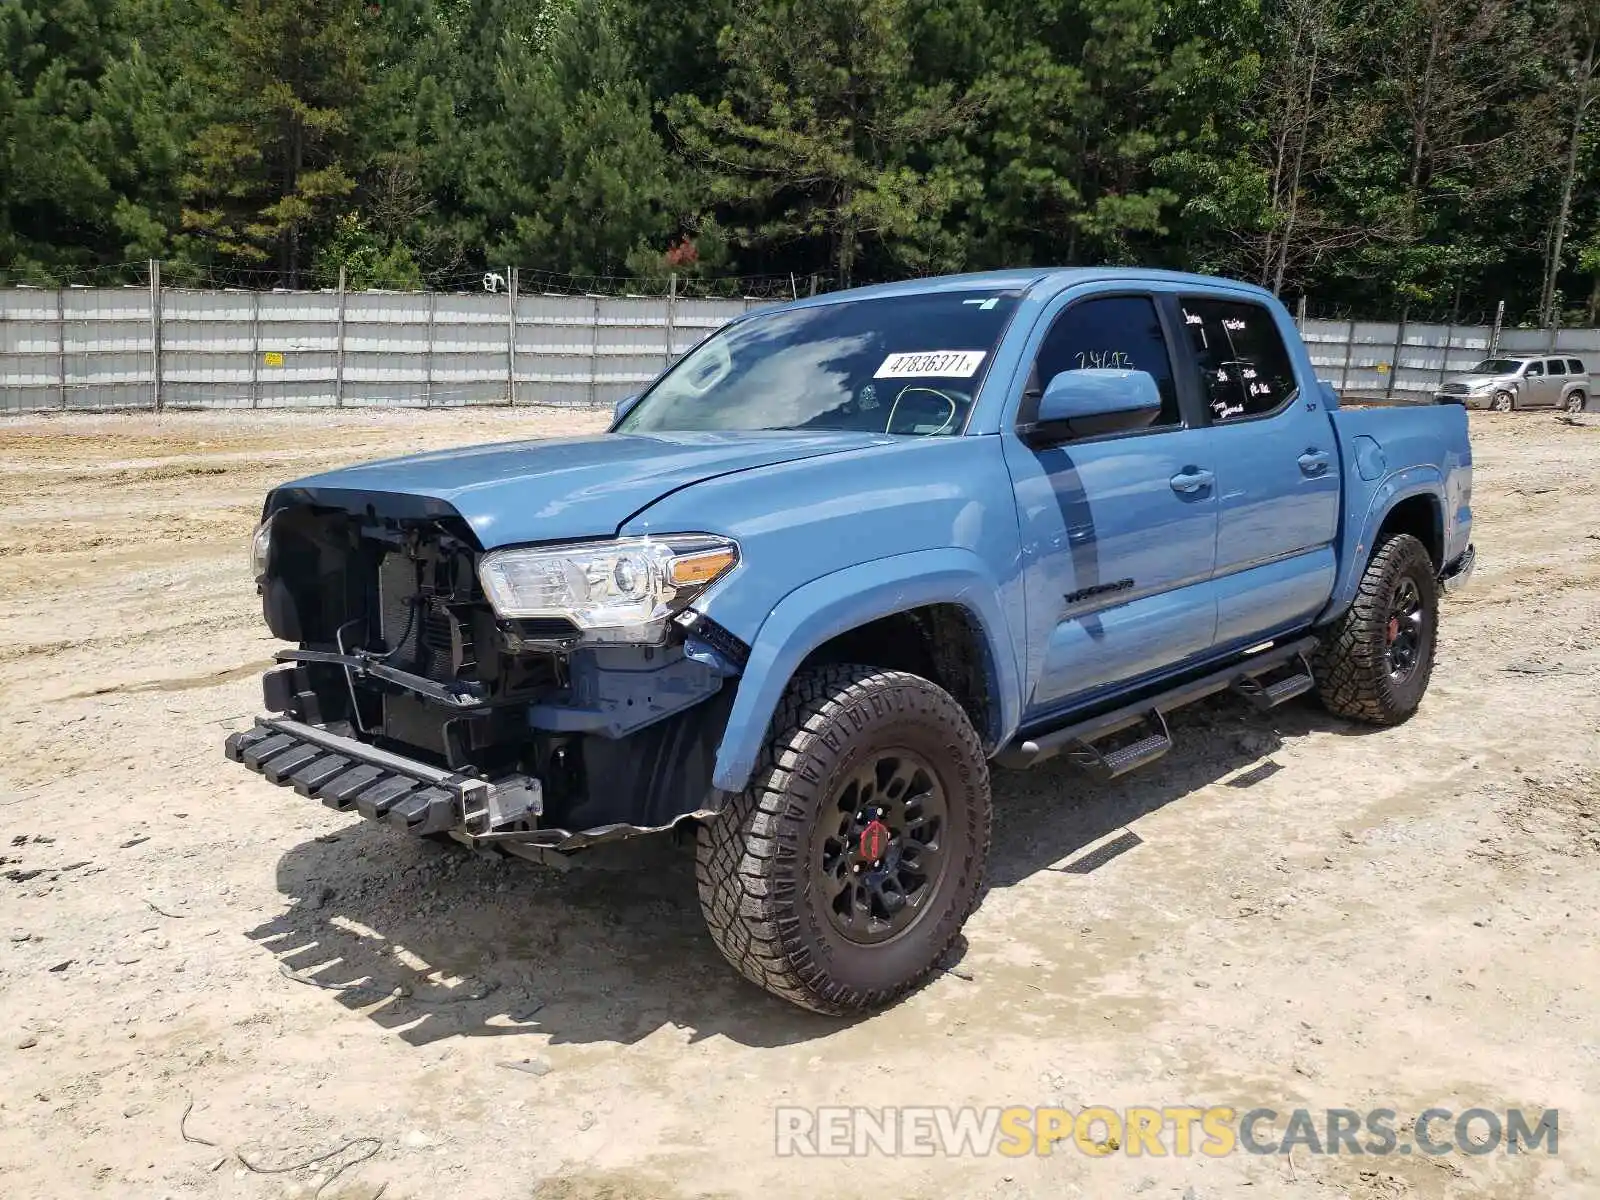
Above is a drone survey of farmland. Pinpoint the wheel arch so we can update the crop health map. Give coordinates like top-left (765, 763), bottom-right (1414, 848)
top-left (799, 603), bottom-right (997, 745)
top-left (708, 551), bottom-right (1023, 793)
top-left (1375, 493), bottom-right (1444, 569)
top-left (1319, 475), bottom-right (1445, 625)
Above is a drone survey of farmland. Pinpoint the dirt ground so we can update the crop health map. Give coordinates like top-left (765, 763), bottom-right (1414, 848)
top-left (1, 405), bottom-right (1597, 1200)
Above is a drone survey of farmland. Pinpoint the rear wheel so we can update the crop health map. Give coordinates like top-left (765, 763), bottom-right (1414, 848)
top-left (696, 665), bottom-right (990, 1014)
top-left (1312, 533), bottom-right (1439, 725)
top-left (1489, 391), bottom-right (1514, 412)
top-left (1565, 390), bottom-right (1586, 414)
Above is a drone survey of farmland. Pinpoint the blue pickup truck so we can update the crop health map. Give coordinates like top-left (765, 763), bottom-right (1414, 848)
top-left (227, 269), bottom-right (1474, 1013)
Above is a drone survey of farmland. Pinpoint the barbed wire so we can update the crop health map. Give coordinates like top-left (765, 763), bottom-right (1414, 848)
top-left (0, 259), bottom-right (839, 299)
top-left (501, 267), bottom-right (835, 300)
top-left (1297, 304), bottom-right (1506, 328)
top-left (0, 260), bottom-right (154, 289)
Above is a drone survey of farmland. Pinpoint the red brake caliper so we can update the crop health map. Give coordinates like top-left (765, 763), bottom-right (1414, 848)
top-left (1387, 616), bottom-right (1399, 643)
top-left (859, 819), bottom-right (890, 863)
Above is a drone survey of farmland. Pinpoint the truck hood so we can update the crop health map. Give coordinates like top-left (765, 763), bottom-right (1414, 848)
top-left (266, 429), bottom-right (894, 547)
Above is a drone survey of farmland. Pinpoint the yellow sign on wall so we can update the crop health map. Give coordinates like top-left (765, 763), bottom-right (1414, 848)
top-left (263, 351), bottom-right (284, 367)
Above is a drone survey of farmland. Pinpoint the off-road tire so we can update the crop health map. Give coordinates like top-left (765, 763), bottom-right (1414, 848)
top-left (1312, 533), bottom-right (1439, 725)
top-left (1490, 391), bottom-right (1514, 412)
top-left (1566, 390), bottom-right (1587, 414)
top-left (696, 665), bottom-right (990, 1015)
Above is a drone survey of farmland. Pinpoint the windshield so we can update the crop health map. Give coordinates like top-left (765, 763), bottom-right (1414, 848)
top-left (1468, 359), bottom-right (1521, 374)
top-left (617, 289), bottom-right (1021, 436)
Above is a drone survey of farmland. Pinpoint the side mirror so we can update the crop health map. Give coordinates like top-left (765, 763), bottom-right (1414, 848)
top-left (1022, 369), bottom-right (1161, 446)
top-left (611, 393), bottom-right (642, 428)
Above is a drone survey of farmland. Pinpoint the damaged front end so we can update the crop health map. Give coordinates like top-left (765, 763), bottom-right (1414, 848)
top-left (225, 499), bottom-right (746, 862)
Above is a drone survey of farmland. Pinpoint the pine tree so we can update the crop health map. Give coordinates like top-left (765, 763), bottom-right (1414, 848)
top-left (179, 0), bottom-right (373, 284)
top-left (0, 0), bottom-right (1596, 321)
top-left (463, 0), bottom-right (681, 277)
top-left (0, 0), bottom-right (124, 274)
top-left (666, 0), bottom-right (976, 284)
top-left (946, 0), bottom-right (1262, 272)
top-left (335, 0), bottom-right (462, 282)
top-left (96, 0), bottom-right (206, 267)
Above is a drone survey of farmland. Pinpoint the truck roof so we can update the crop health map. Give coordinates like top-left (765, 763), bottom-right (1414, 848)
top-left (786, 267), bottom-right (1279, 307)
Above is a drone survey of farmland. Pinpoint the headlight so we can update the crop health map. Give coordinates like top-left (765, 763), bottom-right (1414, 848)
top-left (250, 515), bottom-right (274, 581)
top-left (1468, 381), bottom-right (1494, 393)
top-left (478, 535), bottom-right (739, 644)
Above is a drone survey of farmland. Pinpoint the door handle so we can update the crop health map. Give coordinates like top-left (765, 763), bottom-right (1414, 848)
top-left (1169, 468), bottom-right (1215, 494)
top-left (1298, 450), bottom-right (1331, 476)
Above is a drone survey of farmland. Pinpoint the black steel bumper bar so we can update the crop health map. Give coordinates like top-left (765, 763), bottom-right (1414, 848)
top-left (225, 716), bottom-right (721, 852)
top-left (225, 716), bottom-right (538, 837)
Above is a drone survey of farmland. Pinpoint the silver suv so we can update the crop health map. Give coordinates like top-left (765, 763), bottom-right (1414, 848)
top-left (1436, 355), bottom-right (1591, 412)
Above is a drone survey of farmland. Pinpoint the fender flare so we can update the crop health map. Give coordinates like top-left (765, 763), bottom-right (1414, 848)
top-left (708, 549), bottom-right (1024, 793)
top-left (1317, 467), bottom-right (1444, 624)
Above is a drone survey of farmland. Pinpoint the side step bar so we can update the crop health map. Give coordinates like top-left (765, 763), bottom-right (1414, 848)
top-left (1059, 708), bottom-right (1173, 781)
top-left (996, 636), bottom-right (1319, 773)
top-left (1230, 656), bottom-right (1316, 711)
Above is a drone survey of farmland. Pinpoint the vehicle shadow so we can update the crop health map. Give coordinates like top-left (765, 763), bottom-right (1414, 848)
top-left (985, 695), bottom-right (1343, 888)
top-left (248, 693), bottom-right (1360, 1050)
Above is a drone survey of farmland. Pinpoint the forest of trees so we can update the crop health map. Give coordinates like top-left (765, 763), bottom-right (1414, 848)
top-left (4, 0), bottom-right (1600, 321)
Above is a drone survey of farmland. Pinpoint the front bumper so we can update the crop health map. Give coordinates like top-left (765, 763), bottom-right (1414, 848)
top-left (1440, 544), bottom-right (1475, 595)
top-left (225, 715), bottom-right (720, 852)
top-left (226, 716), bottom-right (536, 835)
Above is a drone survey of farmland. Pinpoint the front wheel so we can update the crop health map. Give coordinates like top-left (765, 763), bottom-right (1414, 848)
top-left (1312, 533), bottom-right (1439, 725)
top-left (1489, 391), bottom-right (1514, 413)
top-left (696, 665), bottom-right (991, 1014)
top-left (1565, 391), bottom-right (1587, 414)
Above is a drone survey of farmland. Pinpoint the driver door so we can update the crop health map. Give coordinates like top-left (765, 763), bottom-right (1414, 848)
top-left (1001, 292), bottom-right (1220, 721)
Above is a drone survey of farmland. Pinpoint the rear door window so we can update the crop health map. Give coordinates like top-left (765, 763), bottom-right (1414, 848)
top-left (1178, 298), bottom-right (1298, 422)
top-left (1546, 358), bottom-right (1567, 376)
